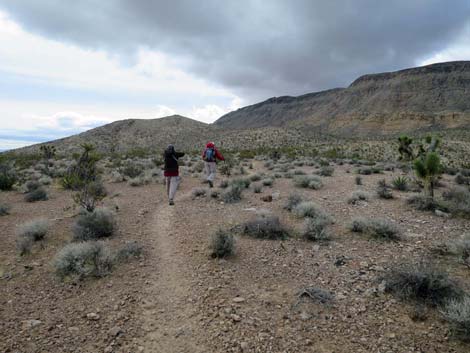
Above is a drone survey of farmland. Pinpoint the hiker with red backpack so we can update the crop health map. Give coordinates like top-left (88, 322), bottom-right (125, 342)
top-left (202, 142), bottom-right (225, 187)
top-left (163, 144), bottom-right (185, 205)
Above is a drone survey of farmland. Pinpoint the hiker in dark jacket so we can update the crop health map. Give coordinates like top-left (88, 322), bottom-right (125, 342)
top-left (202, 141), bottom-right (224, 188)
top-left (163, 144), bottom-right (185, 205)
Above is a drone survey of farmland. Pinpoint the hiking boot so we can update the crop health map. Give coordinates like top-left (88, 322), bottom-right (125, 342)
top-left (169, 200), bottom-right (174, 206)
top-left (208, 180), bottom-right (213, 188)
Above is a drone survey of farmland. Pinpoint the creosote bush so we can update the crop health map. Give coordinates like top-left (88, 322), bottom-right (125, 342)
top-left (348, 191), bottom-right (370, 204)
top-left (293, 201), bottom-right (332, 223)
top-left (222, 185), bottom-right (243, 203)
top-left (0, 203), bottom-right (10, 216)
top-left (442, 297), bottom-right (470, 342)
top-left (349, 217), bottom-right (401, 241)
top-left (317, 166), bottom-right (334, 177)
top-left (407, 195), bottom-right (440, 211)
top-left (262, 178), bottom-right (274, 187)
top-left (384, 263), bottom-right (464, 307)
top-left (242, 214), bottom-right (290, 240)
top-left (17, 219), bottom-right (49, 241)
top-left (442, 186), bottom-right (470, 218)
top-left (209, 229), bottom-right (235, 258)
top-left (249, 173), bottom-right (262, 182)
top-left (355, 176), bottom-right (362, 185)
top-left (252, 183), bottom-right (262, 193)
top-left (0, 164), bottom-right (17, 190)
top-left (24, 187), bottom-right (48, 202)
top-left (283, 193), bottom-right (303, 211)
top-left (54, 241), bottom-right (114, 280)
top-left (191, 187), bottom-right (207, 199)
top-left (72, 208), bottom-right (116, 241)
top-left (116, 242), bottom-right (143, 262)
top-left (293, 175), bottom-right (323, 190)
top-left (302, 217), bottom-right (330, 242)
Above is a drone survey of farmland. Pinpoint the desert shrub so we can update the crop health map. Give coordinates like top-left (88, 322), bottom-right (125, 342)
top-left (39, 176), bottom-right (52, 185)
top-left (377, 185), bottom-right (393, 199)
top-left (242, 214), bottom-right (289, 240)
top-left (293, 169), bottom-right (306, 175)
top-left (293, 201), bottom-right (332, 223)
top-left (249, 173), bottom-right (262, 182)
top-left (407, 195), bottom-right (440, 211)
top-left (25, 180), bottom-right (40, 192)
top-left (192, 187), bottom-right (207, 199)
top-left (355, 176), bottom-right (362, 185)
top-left (16, 236), bottom-right (34, 255)
top-left (219, 160), bottom-right (233, 176)
top-left (72, 208), bottom-right (116, 241)
top-left (209, 229), bottom-right (235, 258)
top-left (230, 177), bottom-right (251, 189)
top-left (357, 167), bottom-right (372, 175)
top-left (219, 180), bottom-right (229, 188)
top-left (116, 242), bottom-right (143, 262)
top-left (442, 297), bottom-right (470, 342)
top-left (455, 173), bottom-right (470, 186)
top-left (72, 180), bottom-right (107, 212)
top-left (445, 235), bottom-right (470, 266)
top-left (252, 183), bottom-right (262, 193)
top-left (0, 164), bottom-right (17, 190)
top-left (24, 187), bottom-right (48, 202)
top-left (16, 219), bottom-right (49, 254)
top-left (210, 190), bottom-right (219, 198)
top-left (293, 175), bottom-right (323, 190)
top-left (317, 166), bottom-right (334, 177)
top-left (348, 191), bottom-right (370, 204)
top-left (442, 187), bottom-right (470, 218)
top-left (384, 263), bottom-right (464, 307)
top-left (120, 162), bottom-right (143, 178)
top-left (262, 178), bottom-right (274, 186)
top-left (301, 217), bottom-right (330, 241)
top-left (54, 241), bottom-right (114, 280)
top-left (192, 161), bottom-right (205, 173)
top-left (349, 217), bottom-right (401, 240)
top-left (238, 166), bottom-right (246, 175)
top-left (0, 203), bottom-right (10, 216)
top-left (222, 185), bottom-right (243, 203)
top-left (283, 193), bottom-right (303, 211)
top-left (61, 144), bottom-right (99, 190)
top-left (128, 176), bottom-right (150, 187)
top-left (392, 176), bottom-right (409, 191)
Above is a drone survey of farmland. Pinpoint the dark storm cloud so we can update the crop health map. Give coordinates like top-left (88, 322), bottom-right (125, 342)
top-left (1, 0), bottom-right (469, 101)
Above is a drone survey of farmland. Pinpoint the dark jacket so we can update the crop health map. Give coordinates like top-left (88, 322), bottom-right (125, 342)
top-left (163, 148), bottom-right (184, 177)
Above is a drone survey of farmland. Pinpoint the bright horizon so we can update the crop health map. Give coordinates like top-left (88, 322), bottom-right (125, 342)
top-left (1, 1), bottom-right (469, 151)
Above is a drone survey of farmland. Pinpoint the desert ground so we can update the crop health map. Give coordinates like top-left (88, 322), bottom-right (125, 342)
top-left (1, 155), bottom-right (470, 353)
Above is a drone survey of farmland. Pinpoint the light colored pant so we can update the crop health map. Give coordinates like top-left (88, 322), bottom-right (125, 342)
top-left (166, 176), bottom-right (180, 201)
top-left (204, 161), bottom-right (217, 182)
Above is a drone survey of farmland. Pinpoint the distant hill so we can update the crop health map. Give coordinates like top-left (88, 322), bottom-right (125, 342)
top-left (215, 61), bottom-right (470, 135)
top-left (11, 61), bottom-right (470, 156)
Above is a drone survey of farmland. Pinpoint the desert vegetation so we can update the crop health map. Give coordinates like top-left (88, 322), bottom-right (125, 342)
top-left (2, 136), bottom-right (470, 352)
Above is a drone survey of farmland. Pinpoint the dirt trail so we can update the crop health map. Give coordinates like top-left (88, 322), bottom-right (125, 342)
top-left (139, 189), bottom-right (207, 353)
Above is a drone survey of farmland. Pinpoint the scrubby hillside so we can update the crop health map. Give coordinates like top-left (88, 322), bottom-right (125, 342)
top-left (215, 61), bottom-right (470, 135)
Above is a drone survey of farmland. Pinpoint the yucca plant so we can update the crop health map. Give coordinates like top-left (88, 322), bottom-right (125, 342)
top-left (414, 152), bottom-right (441, 198)
top-left (392, 176), bottom-right (408, 191)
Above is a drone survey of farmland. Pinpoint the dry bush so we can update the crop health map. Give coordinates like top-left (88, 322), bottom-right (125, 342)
top-left (242, 214), bottom-right (290, 240)
top-left (349, 217), bottom-right (401, 241)
top-left (209, 229), bottom-right (235, 258)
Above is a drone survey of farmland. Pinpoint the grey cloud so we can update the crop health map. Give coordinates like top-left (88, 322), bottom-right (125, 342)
top-left (1, 0), bottom-right (469, 102)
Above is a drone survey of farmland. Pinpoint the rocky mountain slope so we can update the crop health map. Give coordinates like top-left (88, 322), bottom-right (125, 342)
top-left (11, 61), bottom-right (470, 155)
top-left (215, 61), bottom-right (470, 135)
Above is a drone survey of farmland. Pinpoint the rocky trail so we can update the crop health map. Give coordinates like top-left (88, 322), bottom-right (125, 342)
top-left (139, 187), bottom-right (207, 352)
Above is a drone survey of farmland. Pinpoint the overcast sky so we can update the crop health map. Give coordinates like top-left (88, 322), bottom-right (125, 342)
top-left (0, 0), bottom-right (469, 150)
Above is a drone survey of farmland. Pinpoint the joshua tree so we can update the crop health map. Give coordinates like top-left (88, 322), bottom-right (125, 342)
top-left (414, 152), bottom-right (441, 198)
top-left (398, 135), bottom-right (414, 161)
